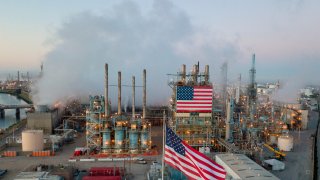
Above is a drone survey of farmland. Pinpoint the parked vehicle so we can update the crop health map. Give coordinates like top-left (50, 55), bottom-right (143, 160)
top-left (0, 169), bottom-right (7, 176)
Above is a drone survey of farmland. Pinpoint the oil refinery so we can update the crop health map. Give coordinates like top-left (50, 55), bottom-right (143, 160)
top-left (0, 56), bottom-right (319, 180)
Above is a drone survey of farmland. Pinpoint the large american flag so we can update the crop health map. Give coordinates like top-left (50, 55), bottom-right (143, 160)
top-left (176, 86), bottom-right (213, 113)
top-left (165, 126), bottom-right (226, 180)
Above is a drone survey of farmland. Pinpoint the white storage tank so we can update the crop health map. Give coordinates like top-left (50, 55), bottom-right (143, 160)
top-left (277, 135), bottom-right (293, 151)
top-left (22, 130), bottom-right (44, 151)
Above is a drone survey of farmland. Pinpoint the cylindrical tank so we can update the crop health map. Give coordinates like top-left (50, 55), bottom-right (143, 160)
top-left (22, 130), bottom-right (44, 151)
top-left (129, 131), bottom-right (139, 149)
top-left (102, 132), bottom-right (111, 149)
top-left (278, 135), bottom-right (293, 151)
top-left (114, 129), bottom-right (124, 149)
top-left (140, 131), bottom-right (149, 149)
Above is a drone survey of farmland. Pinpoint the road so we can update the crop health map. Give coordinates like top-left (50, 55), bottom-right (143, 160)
top-left (272, 110), bottom-right (319, 180)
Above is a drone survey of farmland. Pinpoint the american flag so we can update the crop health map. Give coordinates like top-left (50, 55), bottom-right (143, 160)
top-left (165, 126), bottom-right (226, 180)
top-left (176, 86), bottom-right (213, 113)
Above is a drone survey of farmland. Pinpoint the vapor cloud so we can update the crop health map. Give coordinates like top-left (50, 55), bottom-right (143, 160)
top-left (32, 0), bottom-right (242, 107)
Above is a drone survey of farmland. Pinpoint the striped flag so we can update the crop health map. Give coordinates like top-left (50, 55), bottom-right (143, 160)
top-left (165, 126), bottom-right (226, 180)
top-left (176, 86), bottom-right (213, 113)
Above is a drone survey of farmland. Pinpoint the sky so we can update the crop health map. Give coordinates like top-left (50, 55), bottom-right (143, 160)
top-left (0, 0), bottom-right (319, 105)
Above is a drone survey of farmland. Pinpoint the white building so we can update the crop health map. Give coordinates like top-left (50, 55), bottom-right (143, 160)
top-left (215, 153), bottom-right (280, 180)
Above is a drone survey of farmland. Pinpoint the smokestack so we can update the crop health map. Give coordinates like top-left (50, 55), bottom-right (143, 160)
top-left (181, 64), bottom-right (186, 84)
top-left (143, 69), bottom-right (146, 119)
top-left (204, 65), bottom-right (209, 84)
top-left (118, 71), bottom-right (121, 115)
top-left (192, 64), bottom-right (198, 84)
top-left (132, 76), bottom-right (135, 119)
top-left (105, 64), bottom-right (109, 117)
top-left (17, 71), bottom-right (20, 83)
top-left (27, 72), bottom-right (30, 83)
top-left (235, 74), bottom-right (241, 104)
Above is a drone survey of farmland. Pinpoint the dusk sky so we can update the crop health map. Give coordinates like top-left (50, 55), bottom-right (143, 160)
top-left (0, 0), bottom-right (319, 105)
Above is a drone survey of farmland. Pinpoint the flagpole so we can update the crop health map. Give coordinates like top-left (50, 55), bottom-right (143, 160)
top-left (162, 110), bottom-right (166, 180)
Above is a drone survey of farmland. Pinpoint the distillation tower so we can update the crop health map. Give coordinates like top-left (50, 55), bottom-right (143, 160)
top-left (247, 54), bottom-right (257, 121)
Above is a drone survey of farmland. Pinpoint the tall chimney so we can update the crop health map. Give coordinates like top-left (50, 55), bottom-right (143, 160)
top-left (204, 65), bottom-right (209, 84)
top-left (27, 72), bottom-right (30, 83)
top-left (118, 71), bottom-right (121, 115)
top-left (104, 64), bottom-right (109, 117)
top-left (17, 71), bottom-right (20, 83)
top-left (192, 64), bottom-right (198, 84)
top-left (132, 76), bottom-right (135, 119)
top-left (181, 64), bottom-right (186, 84)
top-left (143, 69), bottom-right (146, 119)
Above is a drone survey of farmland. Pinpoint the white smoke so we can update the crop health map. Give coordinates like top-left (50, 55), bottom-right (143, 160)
top-left (32, 0), bottom-right (242, 107)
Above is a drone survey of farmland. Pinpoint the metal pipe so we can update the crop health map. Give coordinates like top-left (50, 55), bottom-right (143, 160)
top-left (143, 69), bottom-right (146, 119)
top-left (105, 64), bottom-right (109, 117)
top-left (132, 76), bottom-right (135, 119)
top-left (118, 71), bottom-right (121, 115)
top-left (204, 65), bottom-right (209, 84)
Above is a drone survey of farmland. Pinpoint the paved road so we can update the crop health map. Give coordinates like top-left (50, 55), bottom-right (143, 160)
top-left (272, 110), bottom-right (318, 180)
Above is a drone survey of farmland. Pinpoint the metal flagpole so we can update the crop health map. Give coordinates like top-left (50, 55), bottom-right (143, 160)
top-left (162, 110), bottom-right (166, 180)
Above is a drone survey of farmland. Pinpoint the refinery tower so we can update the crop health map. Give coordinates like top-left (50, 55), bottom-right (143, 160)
top-left (168, 63), bottom-right (214, 151)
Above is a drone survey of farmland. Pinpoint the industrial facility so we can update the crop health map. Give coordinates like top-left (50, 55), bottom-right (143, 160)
top-left (167, 63), bottom-right (215, 149)
top-left (0, 57), bottom-right (319, 180)
top-left (85, 65), bottom-right (152, 155)
top-left (161, 54), bottom-right (318, 180)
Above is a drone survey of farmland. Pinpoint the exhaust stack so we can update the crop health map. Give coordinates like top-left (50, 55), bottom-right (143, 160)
top-left (143, 69), bottom-right (146, 119)
top-left (104, 64), bottom-right (109, 117)
top-left (132, 76), bottom-right (135, 119)
top-left (204, 65), bottom-right (209, 84)
top-left (181, 64), bottom-right (186, 84)
top-left (192, 64), bottom-right (198, 84)
top-left (118, 71), bottom-right (121, 115)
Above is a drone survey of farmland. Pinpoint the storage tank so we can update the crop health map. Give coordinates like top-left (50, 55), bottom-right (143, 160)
top-left (129, 130), bottom-right (139, 150)
top-left (102, 131), bottom-right (111, 149)
top-left (140, 131), bottom-right (149, 149)
top-left (114, 128), bottom-right (125, 149)
top-left (22, 130), bottom-right (44, 151)
top-left (278, 135), bottom-right (293, 151)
